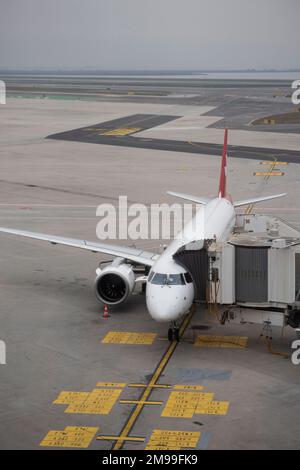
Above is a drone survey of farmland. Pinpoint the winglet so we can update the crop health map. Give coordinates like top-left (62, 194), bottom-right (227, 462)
top-left (218, 128), bottom-right (228, 198)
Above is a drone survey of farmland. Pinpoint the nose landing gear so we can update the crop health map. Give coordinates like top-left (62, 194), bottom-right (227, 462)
top-left (168, 321), bottom-right (180, 342)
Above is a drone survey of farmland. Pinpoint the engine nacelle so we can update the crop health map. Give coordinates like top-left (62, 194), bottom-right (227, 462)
top-left (94, 259), bottom-right (135, 305)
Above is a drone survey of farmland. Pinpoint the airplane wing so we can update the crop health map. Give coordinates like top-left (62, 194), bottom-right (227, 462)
top-left (167, 191), bottom-right (210, 205)
top-left (0, 227), bottom-right (159, 267)
top-left (233, 193), bottom-right (286, 208)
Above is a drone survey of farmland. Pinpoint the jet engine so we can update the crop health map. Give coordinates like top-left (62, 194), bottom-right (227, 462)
top-left (94, 258), bottom-right (135, 305)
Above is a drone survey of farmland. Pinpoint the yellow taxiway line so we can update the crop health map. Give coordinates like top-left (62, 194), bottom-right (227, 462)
top-left (119, 400), bottom-right (163, 405)
top-left (97, 436), bottom-right (145, 442)
top-left (110, 305), bottom-right (196, 450)
top-left (128, 383), bottom-right (171, 389)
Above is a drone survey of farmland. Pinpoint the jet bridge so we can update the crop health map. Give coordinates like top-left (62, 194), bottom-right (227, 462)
top-left (173, 214), bottom-right (300, 331)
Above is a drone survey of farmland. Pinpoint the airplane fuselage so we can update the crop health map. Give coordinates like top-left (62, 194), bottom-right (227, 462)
top-left (146, 198), bottom-right (236, 322)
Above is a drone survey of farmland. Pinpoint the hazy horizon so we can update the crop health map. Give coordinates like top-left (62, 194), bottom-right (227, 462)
top-left (1, 0), bottom-right (299, 70)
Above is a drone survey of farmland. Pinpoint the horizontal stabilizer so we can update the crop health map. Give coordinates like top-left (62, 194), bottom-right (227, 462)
top-left (233, 193), bottom-right (286, 208)
top-left (167, 191), bottom-right (210, 205)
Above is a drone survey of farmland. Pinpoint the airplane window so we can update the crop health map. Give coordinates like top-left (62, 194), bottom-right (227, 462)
top-left (148, 271), bottom-right (154, 282)
top-left (151, 273), bottom-right (168, 285)
top-left (151, 273), bottom-right (186, 285)
top-left (167, 274), bottom-right (185, 285)
top-left (184, 272), bottom-right (193, 283)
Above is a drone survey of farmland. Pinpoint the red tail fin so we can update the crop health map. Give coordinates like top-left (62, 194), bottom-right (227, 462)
top-left (218, 128), bottom-right (228, 198)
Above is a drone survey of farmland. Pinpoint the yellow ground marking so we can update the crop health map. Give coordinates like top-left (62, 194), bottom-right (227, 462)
top-left (40, 426), bottom-right (98, 449)
top-left (196, 400), bottom-right (230, 415)
top-left (97, 436), bottom-right (145, 442)
top-left (112, 306), bottom-right (196, 450)
top-left (84, 127), bottom-right (105, 132)
top-left (102, 331), bottom-right (157, 345)
top-left (128, 383), bottom-right (171, 389)
top-left (260, 161), bottom-right (288, 165)
top-left (145, 429), bottom-right (201, 451)
top-left (101, 127), bottom-right (141, 136)
top-left (174, 384), bottom-right (204, 391)
top-left (119, 400), bottom-right (163, 405)
top-left (260, 158), bottom-right (281, 180)
top-left (53, 391), bottom-right (89, 405)
top-left (187, 140), bottom-right (202, 149)
top-left (246, 157), bottom-right (285, 215)
top-left (96, 382), bottom-right (126, 388)
top-left (53, 388), bottom-right (122, 414)
top-left (245, 204), bottom-right (254, 215)
top-left (161, 391), bottom-right (214, 418)
top-left (254, 171), bottom-right (284, 176)
top-left (194, 335), bottom-right (248, 349)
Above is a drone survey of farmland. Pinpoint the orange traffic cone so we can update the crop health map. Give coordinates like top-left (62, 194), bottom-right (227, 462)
top-left (103, 304), bottom-right (110, 319)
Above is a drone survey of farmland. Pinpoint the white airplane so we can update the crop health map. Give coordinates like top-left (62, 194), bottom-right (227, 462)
top-left (0, 129), bottom-right (286, 340)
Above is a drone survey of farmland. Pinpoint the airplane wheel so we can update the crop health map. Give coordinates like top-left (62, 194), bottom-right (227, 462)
top-left (174, 328), bottom-right (180, 342)
top-left (168, 328), bottom-right (173, 342)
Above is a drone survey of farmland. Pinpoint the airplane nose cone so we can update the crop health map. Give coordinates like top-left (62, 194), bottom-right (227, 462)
top-left (147, 304), bottom-right (181, 323)
top-left (146, 282), bottom-right (194, 323)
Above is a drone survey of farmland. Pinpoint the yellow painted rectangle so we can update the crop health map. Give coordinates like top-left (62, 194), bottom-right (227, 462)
top-left (254, 171), bottom-right (284, 176)
top-left (161, 391), bottom-right (214, 418)
top-left (102, 127), bottom-right (141, 136)
top-left (96, 382), bottom-right (126, 388)
top-left (145, 429), bottom-right (201, 450)
top-left (174, 384), bottom-right (204, 391)
top-left (194, 335), bottom-right (248, 349)
top-left (149, 436), bottom-right (199, 445)
top-left (53, 391), bottom-right (89, 405)
top-left (146, 446), bottom-right (181, 450)
top-left (196, 400), bottom-right (230, 415)
top-left (260, 161), bottom-right (288, 165)
top-left (40, 426), bottom-right (98, 449)
top-left (65, 388), bottom-right (122, 414)
top-left (102, 331), bottom-right (157, 345)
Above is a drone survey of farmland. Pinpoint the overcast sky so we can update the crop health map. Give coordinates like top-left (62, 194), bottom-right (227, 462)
top-left (0, 0), bottom-right (299, 70)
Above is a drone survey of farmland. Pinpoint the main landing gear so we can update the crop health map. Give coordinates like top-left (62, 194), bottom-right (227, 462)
top-left (168, 321), bottom-right (180, 342)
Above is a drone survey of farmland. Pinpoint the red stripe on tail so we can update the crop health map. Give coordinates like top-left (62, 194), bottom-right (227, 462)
top-left (218, 128), bottom-right (228, 198)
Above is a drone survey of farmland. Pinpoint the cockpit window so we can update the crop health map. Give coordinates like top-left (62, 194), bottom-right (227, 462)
top-left (148, 271), bottom-right (154, 282)
top-left (167, 274), bottom-right (185, 285)
top-left (151, 273), bottom-right (168, 285)
top-left (151, 272), bottom-right (186, 285)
